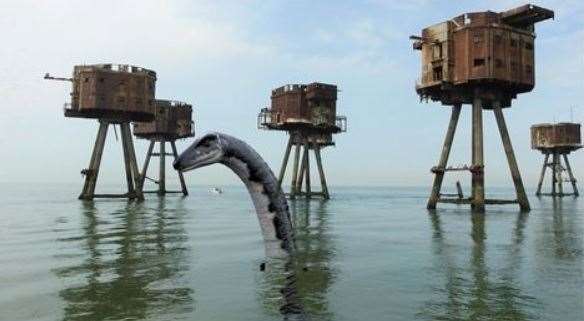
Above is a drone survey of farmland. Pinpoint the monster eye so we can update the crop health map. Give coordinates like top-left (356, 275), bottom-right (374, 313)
top-left (198, 135), bottom-right (217, 148)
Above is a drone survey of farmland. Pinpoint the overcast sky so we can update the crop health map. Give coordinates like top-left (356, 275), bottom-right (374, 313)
top-left (0, 0), bottom-right (582, 190)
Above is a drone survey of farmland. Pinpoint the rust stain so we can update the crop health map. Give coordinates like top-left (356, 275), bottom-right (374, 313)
top-left (412, 4), bottom-right (554, 107)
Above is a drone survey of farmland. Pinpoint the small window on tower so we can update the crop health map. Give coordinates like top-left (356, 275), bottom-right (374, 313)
top-left (525, 65), bottom-right (533, 74)
top-left (525, 42), bottom-right (534, 50)
top-left (432, 66), bottom-right (443, 81)
top-left (432, 43), bottom-right (443, 60)
top-left (510, 39), bottom-right (518, 47)
top-left (473, 34), bottom-right (482, 44)
top-left (473, 58), bottom-right (486, 67)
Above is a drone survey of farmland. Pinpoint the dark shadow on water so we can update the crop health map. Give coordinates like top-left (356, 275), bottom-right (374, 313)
top-left (258, 199), bottom-right (338, 321)
top-left (420, 210), bottom-right (539, 321)
top-left (53, 199), bottom-right (193, 321)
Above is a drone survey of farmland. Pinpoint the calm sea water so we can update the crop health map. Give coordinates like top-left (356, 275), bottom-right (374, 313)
top-left (0, 183), bottom-right (582, 321)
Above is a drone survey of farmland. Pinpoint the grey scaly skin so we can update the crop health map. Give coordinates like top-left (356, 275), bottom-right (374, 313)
top-left (173, 132), bottom-right (295, 256)
top-left (173, 132), bottom-right (308, 320)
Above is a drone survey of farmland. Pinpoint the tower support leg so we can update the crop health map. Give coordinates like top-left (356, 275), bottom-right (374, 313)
top-left (557, 153), bottom-right (564, 197)
top-left (121, 124), bottom-right (137, 199)
top-left (304, 139), bottom-right (311, 197)
top-left (277, 135), bottom-right (294, 189)
top-left (536, 153), bottom-right (549, 196)
top-left (159, 140), bottom-right (166, 196)
top-left (120, 123), bottom-right (143, 200)
top-left (79, 121), bottom-right (109, 200)
top-left (138, 140), bottom-right (155, 192)
top-left (296, 144), bottom-right (307, 194)
top-left (551, 152), bottom-right (558, 197)
top-left (171, 141), bottom-right (189, 196)
top-left (314, 145), bottom-right (330, 200)
top-left (290, 140), bottom-right (302, 199)
top-left (471, 97), bottom-right (485, 212)
top-left (563, 154), bottom-right (579, 196)
top-left (296, 138), bottom-right (310, 197)
top-left (493, 103), bottom-right (530, 211)
top-left (427, 104), bottom-right (461, 209)
top-left (456, 181), bottom-right (464, 199)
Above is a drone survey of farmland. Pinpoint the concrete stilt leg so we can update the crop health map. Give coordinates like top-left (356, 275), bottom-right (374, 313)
top-left (138, 140), bottom-right (155, 192)
top-left (427, 104), bottom-right (461, 209)
top-left (296, 137), bottom-right (310, 197)
top-left (471, 97), bottom-right (485, 212)
top-left (278, 135), bottom-right (294, 189)
top-left (304, 139), bottom-right (311, 197)
top-left (536, 153), bottom-right (549, 196)
top-left (171, 141), bottom-right (189, 196)
top-left (493, 103), bottom-right (530, 211)
top-left (120, 123), bottom-right (143, 200)
top-left (297, 143), bottom-right (308, 195)
top-left (557, 153), bottom-right (564, 196)
top-left (552, 152), bottom-right (558, 197)
top-left (159, 141), bottom-right (166, 196)
top-left (314, 145), bottom-right (330, 200)
top-left (563, 154), bottom-right (579, 196)
top-left (290, 140), bottom-right (302, 199)
top-left (79, 121), bottom-right (109, 200)
top-left (121, 124), bottom-right (137, 199)
top-left (456, 181), bottom-right (464, 199)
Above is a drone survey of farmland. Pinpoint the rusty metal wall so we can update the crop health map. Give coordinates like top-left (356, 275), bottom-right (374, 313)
top-left (415, 5), bottom-right (552, 105)
top-left (269, 82), bottom-right (338, 128)
top-left (133, 100), bottom-right (193, 139)
top-left (306, 83), bottom-right (337, 127)
top-left (69, 64), bottom-right (156, 120)
top-left (531, 123), bottom-right (581, 150)
top-left (271, 84), bottom-right (310, 124)
top-left (419, 13), bottom-right (535, 90)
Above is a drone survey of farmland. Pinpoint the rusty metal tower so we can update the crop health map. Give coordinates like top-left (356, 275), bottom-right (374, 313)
top-left (411, 4), bottom-right (554, 212)
top-left (531, 123), bottom-right (581, 197)
top-left (46, 64), bottom-right (157, 200)
top-left (258, 83), bottom-right (347, 199)
top-left (133, 99), bottom-right (194, 196)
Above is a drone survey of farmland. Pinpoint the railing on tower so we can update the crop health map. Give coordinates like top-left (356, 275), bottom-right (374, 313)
top-left (257, 108), bottom-right (278, 129)
top-left (258, 108), bottom-right (347, 133)
top-left (335, 115), bottom-right (347, 133)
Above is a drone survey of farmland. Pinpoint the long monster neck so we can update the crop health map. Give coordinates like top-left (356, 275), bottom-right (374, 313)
top-left (211, 134), bottom-right (307, 320)
top-left (218, 135), bottom-right (295, 255)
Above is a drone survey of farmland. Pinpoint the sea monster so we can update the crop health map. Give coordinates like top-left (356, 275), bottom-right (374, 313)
top-left (173, 132), bottom-right (307, 320)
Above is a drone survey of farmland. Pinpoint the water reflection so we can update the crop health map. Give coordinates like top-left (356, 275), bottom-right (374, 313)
top-left (538, 198), bottom-right (583, 260)
top-left (421, 211), bottom-right (537, 321)
top-left (258, 200), bottom-right (337, 320)
top-left (54, 200), bottom-right (193, 321)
